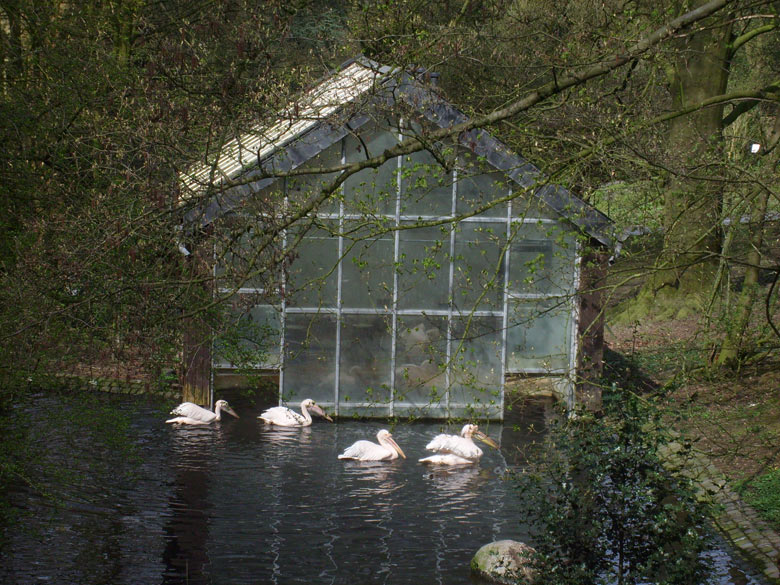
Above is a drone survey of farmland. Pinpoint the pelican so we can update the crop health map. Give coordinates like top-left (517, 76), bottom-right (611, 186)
top-left (258, 398), bottom-right (333, 427)
top-left (419, 423), bottom-right (499, 465)
top-left (166, 400), bottom-right (239, 425)
top-left (338, 429), bottom-right (406, 461)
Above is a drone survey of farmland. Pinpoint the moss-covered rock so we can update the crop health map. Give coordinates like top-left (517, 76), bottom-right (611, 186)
top-left (470, 540), bottom-right (535, 584)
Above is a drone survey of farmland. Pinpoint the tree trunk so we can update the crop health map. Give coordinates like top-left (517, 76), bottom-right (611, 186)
top-left (3, 4), bottom-right (25, 84)
top-left (576, 240), bottom-right (608, 411)
top-left (181, 238), bottom-right (213, 406)
top-left (715, 110), bottom-right (780, 366)
top-left (715, 186), bottom-right (769, 367)
top-left (632, 2), bottom-right (733, 319)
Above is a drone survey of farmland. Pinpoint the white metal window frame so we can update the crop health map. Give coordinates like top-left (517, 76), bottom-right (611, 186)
top-left (213, 124), bottom-right (581, 416)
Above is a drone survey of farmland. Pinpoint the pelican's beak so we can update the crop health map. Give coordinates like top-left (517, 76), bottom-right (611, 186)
top-left (474, 430), bottom-right (498, 449)
top-left (388, 436), bottom-right (406, 459)
top-left (225, 405), bottom-right (240, 418)
top-left (312, 403), bottom-right (333, 422)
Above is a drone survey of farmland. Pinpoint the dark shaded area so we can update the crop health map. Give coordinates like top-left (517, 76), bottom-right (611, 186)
top-left (601, 346), bottom-right (661, 395)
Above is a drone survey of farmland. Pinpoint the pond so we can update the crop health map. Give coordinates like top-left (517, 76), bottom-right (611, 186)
top-left (0, 391), bottom-right (766, 585)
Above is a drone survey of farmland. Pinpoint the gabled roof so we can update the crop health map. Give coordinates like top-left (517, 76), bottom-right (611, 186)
top-left (181, 57), bottom-right (613, 247)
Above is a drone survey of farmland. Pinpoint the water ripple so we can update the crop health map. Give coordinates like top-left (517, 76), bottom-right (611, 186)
top-left (1, 393), bottom-right (766, 585)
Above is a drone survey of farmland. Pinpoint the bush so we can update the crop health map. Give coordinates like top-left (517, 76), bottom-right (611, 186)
top-left (515, 389), bottom-right (713, 585)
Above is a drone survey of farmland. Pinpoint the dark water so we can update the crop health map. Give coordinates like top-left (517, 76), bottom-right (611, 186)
top-left (0, 392), bottom-right (766, 585)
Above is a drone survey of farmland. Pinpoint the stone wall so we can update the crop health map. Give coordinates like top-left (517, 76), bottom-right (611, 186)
top-left (27, 373), bottom-right (179, 401)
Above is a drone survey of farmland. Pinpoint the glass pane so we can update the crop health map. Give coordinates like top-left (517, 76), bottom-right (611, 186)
top-left (452, 222), bottom-right (506, 312)
top-left (286, 222), bottom-right (339, 307)
top-left (394, 316), bottom-right (448, 407)
top-left (506, 297), bottom-right (572, 372)
top-left (344, 123), bottom-right (399, 215)
top-left (341, 223), bottom-right (395, 310)
top-left (397, 223), bottom-right (451, 311)
top-left (214, 303), bottom-right (281, 368)
top-left (339, 314), bottom-right (392, 405)
top-left (215, 224), bottom-right (281, 291)
top-left (450, 317), bottom-right (503, 414)
top-left (510, 191), bottom-right (559, 220)
top-left (399, 149), bottom-right (453, 217)
top-left (456, 152), bottom-right (508, 217)
top-left (287, 141), bottom-right (342, 215)
top-left (507, 222), bottom-right (577, 295)
top-left (283, 312), bottom-right (337, 404)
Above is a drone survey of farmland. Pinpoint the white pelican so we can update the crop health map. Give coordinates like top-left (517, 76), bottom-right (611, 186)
top-left (419, 423), bottom-right (499, 465)
top-left (258, 398), bottom-right (333, 427)
top-left (166, 400), bottom-right (239, 425)
top-left (338, 429), bottom-right (406, 461)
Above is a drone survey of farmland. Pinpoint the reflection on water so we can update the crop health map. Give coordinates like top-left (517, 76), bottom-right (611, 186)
top-left (425, 465), bottom-right (484, 503)
top-left (260, 424), bottom-right (314, 447)
top-left (341, 460), bottom-right (406, 494)
top-left (1, 392), bottom-right (767, 585)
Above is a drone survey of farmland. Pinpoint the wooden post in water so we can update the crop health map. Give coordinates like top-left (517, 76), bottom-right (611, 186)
top-left (180, 234), bottom-right (212, 406)
top-left (182, 327), bottom-right (211, 405)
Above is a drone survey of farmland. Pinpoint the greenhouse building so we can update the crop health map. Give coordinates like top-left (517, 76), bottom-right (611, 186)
top-left (180, 58), bottom-right (612, 420)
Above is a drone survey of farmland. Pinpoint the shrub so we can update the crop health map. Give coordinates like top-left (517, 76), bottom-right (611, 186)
top-left (515, 389), bottom-right (713, 585)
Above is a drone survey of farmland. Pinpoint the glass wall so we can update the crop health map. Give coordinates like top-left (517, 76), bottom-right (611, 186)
top-left (215, 120), bottom-right (580, 419)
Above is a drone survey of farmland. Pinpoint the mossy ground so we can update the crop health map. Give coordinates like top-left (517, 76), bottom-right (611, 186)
top-left (604, 213), bottom-right (780, 531)
top-left (606, 308), bottom-right (780, 532)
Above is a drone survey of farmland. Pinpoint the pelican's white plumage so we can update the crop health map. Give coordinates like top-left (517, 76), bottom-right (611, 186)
top-left (166, 400), bottom-right (239, 425)
top-left (258, 398), bottom-right (333, 427)
top-left (418, 453), bottom-right (476, 465)
top-left (338, 429), bottom-right (406, 461)
top-left (419, 424), bottom-right (498, 464)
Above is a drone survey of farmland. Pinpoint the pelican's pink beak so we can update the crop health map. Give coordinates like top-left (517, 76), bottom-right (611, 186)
top-left (224, 405), bottom-right (239, 419)
top-left (474, 430), bottom-right (498, 449)
top-left (387, 435), bottom-right (406, 459)
top-left (311, 403), bottom-right (333, 422)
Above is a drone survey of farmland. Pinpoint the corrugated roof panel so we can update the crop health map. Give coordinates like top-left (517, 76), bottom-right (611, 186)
top-left (180, 61), bottom-right (385, 196)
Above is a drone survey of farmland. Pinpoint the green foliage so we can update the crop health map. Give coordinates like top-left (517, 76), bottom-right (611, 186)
top-left (590, 180), bottom-right (665, 233)
top-left (214, 314), bottom-right (275, 368)
top-left (0, 0), bottom-right (350, 383)
top-left (735, 468), bottom-right (780, 531)
top-left (515, 389), bottom-right (713, 585)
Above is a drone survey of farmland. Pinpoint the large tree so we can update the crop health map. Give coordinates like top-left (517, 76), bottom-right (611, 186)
top-left (627, 0), bottom-right (778, 325)
top-left (0, 0), bottom-right (348, 379)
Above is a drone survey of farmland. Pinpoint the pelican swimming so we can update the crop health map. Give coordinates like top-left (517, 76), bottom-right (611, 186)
top-left (419, 423), bottom-right (499, 465)
top-left (166, 400), bottom-right (239, 425)
top-left (338, 429), bottom-right (406, 461)
top-left (258, 398), bottom-right (333, 427)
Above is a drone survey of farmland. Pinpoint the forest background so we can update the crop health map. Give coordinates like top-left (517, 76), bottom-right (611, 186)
top-left (1, 0), bottom-right (779, 537)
